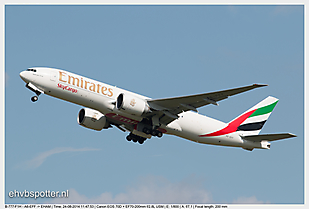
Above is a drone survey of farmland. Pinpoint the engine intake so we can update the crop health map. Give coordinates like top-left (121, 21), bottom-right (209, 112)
top-left (77, 108), bottom-right (110, 131)
top-left (116, 93), bottom-right (150, 116)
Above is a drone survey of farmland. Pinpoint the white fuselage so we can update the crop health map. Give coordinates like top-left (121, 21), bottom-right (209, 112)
top-left (20, 67), bottom-right (264, 150)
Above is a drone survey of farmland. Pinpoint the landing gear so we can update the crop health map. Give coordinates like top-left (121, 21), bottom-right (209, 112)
top-left (126, 135), bottom-right (132, 141)
top-left (142, 127), bottom-right (163, 138)
top-left (157, 131), bottom-right (163, 138)
top-left (143, 127), bottom-right (151, 135)
top-left (126, 133), bottom-right (146, 145)
top-left (26, 83), bottom-right (43, 103)
top-left (128, 119), bottom-right (163, 145)
top-left (138, 138), bottom-right (145, 144)
top-left (31, 96), bottom-right (38, 102)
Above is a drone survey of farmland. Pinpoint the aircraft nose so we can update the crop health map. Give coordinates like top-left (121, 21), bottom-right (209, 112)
top-left (20, 71), bottom-right (28, 83)
top-left (19, 71), bottom-right (24, 78)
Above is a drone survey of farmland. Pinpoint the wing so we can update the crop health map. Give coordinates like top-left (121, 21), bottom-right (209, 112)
top-left (146, 84), bottom-right (267, 125)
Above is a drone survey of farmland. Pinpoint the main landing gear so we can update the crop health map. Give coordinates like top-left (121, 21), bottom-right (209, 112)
top-left (126, 128), bottom-right (163, 145)
top-left (142, 127), bottom-right (163, 138)
top-left (126, 118), bottom-right (164, 145)
top-left (126, 133), bottom-right (146, 144)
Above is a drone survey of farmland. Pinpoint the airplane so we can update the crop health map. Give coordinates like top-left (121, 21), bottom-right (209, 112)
top-left (19, 67), bottom-right (296, 151)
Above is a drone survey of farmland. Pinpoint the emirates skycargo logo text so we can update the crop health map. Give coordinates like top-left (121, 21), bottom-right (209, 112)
top-left (57, 83), bottom-right (78, 93)
top-left (58, 71), bottom-right (113, 97)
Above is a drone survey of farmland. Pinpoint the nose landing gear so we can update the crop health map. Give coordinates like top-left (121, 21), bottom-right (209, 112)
top-left (31, 96), bottom-right (38, 102)
top-left (25, 83), bottom-right (43, 103)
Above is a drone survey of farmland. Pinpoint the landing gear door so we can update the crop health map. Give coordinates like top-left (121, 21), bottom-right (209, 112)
top-left (50, 71), bottom-right (57, 81)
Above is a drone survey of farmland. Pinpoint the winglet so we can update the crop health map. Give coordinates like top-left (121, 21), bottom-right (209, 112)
top-left (253, 83), bottom-right (268, 87)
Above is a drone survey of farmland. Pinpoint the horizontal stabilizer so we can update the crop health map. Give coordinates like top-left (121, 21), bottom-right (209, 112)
top-left (243, 133), bottom-right (296, 142)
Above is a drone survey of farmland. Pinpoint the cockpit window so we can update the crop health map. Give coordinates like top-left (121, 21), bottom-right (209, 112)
top-left (27, 68), bottom-right (37, 72)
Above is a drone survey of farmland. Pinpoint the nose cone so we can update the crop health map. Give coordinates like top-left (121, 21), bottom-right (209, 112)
top-left (20, 71), bottom-right (25, 81)
top-left (20, 71), bottom-right (29, 83)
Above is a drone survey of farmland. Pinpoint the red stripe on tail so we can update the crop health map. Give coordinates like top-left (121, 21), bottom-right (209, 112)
top-left (199, 109), bottom-right (256, 137)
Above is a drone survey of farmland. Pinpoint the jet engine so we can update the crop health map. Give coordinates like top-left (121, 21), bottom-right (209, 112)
top-left (77, 108), bottom-right (110, 131)
top-left (116, 93), bottom-right (150, 116)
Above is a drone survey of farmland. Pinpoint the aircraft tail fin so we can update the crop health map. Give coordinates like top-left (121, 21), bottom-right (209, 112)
top-left (199, 96), bottom-right (297, 145)
top-left (230, 96), bottom-right (279, 136)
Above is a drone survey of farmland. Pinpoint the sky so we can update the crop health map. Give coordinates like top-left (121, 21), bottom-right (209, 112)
top-left (4, 4), bottom-right (304, 206)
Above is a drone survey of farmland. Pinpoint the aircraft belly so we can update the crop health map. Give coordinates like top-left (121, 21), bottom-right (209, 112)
top-left (195, 134), bottom-right (243, 147)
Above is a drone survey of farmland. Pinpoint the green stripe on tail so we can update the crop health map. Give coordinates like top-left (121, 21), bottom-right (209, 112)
top-left (249, 101), bottom-right (278, 118)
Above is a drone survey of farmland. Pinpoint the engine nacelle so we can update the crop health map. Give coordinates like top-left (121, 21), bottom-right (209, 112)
top-left (77, 108), bottom-right (110, 131)
top-left (116, 93), bottom-right (150, 116)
